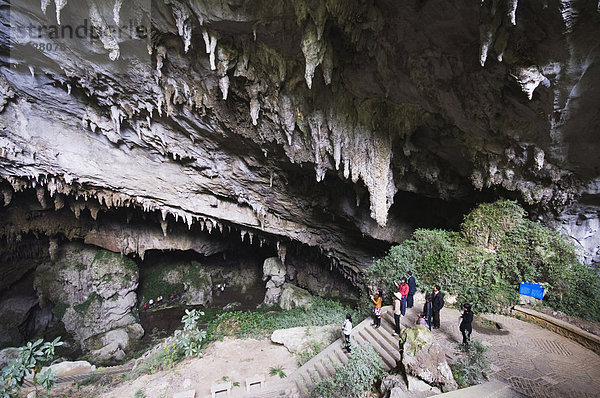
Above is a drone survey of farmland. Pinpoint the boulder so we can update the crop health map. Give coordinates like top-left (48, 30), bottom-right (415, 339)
top-left (41, 360), bottom-right (96, 377)
top-left (399, 325), bottom-right (458, 392)
top-left (90, 342), bottom-right (126, 364)
top-left (0, 347), bottom-right (20, 369)
top-left (263, 283), bottom-right (282, 306)
top-left (263, 257), bottom-right (286, 283)
top-left (380, 374), bottom-right (408, 397)
top-left (183, 271), bottom-right (212, 306)
top-left (279, 283), bottom-right (313, 310)
top-left (406, 375), bottom-right (442, 394)
top-left (270, 324), bottom-right (339, 354)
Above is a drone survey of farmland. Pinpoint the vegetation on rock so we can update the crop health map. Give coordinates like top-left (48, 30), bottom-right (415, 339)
top-left (366, 200), bottom-right (600, 320)
top-left (450, 340), bottom-right (490, 388)
top-left (0, 337), bottom-right (63, 398)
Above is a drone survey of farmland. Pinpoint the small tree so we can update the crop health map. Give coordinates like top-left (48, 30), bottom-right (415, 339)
top-left (1, 336), bottom-right (63, 398)
top-left (176, 309), bottom-right (207, 357)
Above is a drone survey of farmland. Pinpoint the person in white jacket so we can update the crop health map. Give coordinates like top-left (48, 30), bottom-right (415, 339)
top-left (342, 313), bottom-right (353, 353)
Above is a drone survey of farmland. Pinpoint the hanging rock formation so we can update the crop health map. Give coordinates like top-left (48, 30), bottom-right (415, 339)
top-left (1, 0), bottom-right (599, 322)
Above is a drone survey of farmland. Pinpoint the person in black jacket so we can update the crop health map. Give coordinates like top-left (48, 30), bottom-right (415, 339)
top-left (406, 271), bottom-right (417, 308)
top-left (459, 303), bottom-right (474, 345)
top-left (422, 293), bottom-right (433, 330)
top-left (431, 285), bottom-right (444, 329)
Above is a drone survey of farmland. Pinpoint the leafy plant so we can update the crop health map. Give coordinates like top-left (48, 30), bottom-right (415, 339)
top-left (176, 309), bottom-right (207, 357)
top-left (0, 336), bottom-right (64, 398)
top-left (450, 340), bottom-right (490, 388)
top-left (366, 200), bottom-right (600, 320)
top-left (296, 340), bottom-right (324, 367)
top-left (269, 366), bottom-right (287, 379)
top-left (311, 344), bottom-right (384, 398)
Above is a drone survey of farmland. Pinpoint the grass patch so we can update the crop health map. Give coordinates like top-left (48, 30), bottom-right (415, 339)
top-left (269, 366), bottom-right (287, 378)
top-left (215, 297), bottom-right (355, 339)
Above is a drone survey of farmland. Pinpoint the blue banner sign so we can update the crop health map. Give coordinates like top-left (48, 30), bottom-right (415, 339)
top-left (519, 281), bottom-right (545, 299)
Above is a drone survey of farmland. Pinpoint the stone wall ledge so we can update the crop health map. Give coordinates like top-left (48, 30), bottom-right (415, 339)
top-left (512, 305), bottom-right (600, 356)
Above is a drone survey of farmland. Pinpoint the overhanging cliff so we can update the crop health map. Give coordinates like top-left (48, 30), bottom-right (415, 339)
top-left (1, 0), bottom-right (599, 284)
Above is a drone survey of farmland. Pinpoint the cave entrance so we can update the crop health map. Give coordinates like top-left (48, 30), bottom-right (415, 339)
top-left (136, 246), bottom-right (270, 338)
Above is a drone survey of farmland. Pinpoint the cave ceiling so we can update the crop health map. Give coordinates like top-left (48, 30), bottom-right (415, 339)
top-left (1, 0), bottom-right (599, 279)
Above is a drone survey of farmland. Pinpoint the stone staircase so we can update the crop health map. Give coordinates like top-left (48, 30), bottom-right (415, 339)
top-left (295, 305), bottom-right (402, 397)
top-left (246, 305), bottom-right (403, 398)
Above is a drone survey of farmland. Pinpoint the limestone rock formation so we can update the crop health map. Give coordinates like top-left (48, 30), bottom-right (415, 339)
top-left (1, 0), bottom-right (600, 354)
top-left (0, 347), bottom-right (20, 369)
top-left (262, 257), bottom-right (286, 305)
top-left (33, 242), bottom-right (141, 351)
top-left (270, 324), bottom-right (339, 354)
top-left (279, 283), bottom-right (312, 311)
top-left (1, 0), bottom-right (598, 291)
top-left (399, 325), bottom-right (458, 392)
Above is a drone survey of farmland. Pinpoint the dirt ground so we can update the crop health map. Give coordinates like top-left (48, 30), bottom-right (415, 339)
top-left (52, 337), bottom-right (298, 398)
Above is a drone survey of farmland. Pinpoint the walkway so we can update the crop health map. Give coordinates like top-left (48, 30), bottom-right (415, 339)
top-left (409, 301), bottom-right (600, 398)
top-left (249, 300), bottom-right (600, 398)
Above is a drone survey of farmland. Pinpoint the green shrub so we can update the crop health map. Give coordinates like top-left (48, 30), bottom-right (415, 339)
top-left (296, 340), bottom-right (324, 367)
top-left (450, 340), bottom-right (490, 388)
top-left (216, 297), bottom-right (356, 339)
top-left (366, 200), bottom-right (600, 320)
top-left (127, 309), bottom-right (209, 380)
top-left (176, 309), bottom-right (207, 357)
top-left (269, 366), bottom-right (287, 378)
top-left (0, 337), bottom-right (63, 398)
top-left (311, 344), bottom-right (384, 398)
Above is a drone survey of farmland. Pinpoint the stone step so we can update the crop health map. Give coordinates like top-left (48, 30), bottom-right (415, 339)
top-left (362, 324), bottom-right (401, 365)
top-left (435, 380), bottom-right (514, 398)
top-left (355, 330), bottom-right (396, 369)
top-left (294, 372), bottom-right (311, 398)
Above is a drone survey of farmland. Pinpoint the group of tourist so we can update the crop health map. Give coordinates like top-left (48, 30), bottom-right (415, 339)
top-left (341, 271), bottom-right (474, 352)
top-left (141, 292), bottom-right (182, 310)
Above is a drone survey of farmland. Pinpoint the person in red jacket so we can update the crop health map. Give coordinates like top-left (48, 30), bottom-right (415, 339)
top-left (394, 278), bottom-right (409, 316)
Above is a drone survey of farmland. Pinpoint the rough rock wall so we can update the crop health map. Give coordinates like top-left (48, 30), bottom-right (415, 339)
top-left (1, 0), bottom-right (599, 281)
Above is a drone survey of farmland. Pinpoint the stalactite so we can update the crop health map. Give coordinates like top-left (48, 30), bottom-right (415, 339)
top-left (40, 0), bottom-right (51, 14)
top-left (479, 29), bottom-right (493, 67)
top-left (54, 0), bottom-right (68, 25)
top-left (113, 0), bottom-right (123, 25)
top-left (172, 4), bottom-right (192, 53)
top-left (202, 29), bottom-right (218, 70)
top-left (160, 218), bottom-right (168, 237)
top-left (277, 243), bottom-right (287, 264)
top-left (248, 84), bottom-right (260, 126)
top-left (88, 2), bottom-right (120, 60)
top-left (508, 0), bottom-right (518, 25)
top-left (301, 21), bottom-right (325, 89)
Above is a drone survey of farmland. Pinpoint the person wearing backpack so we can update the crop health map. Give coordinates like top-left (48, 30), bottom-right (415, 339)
top-left (431, 285), bottom-right (444, 329)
